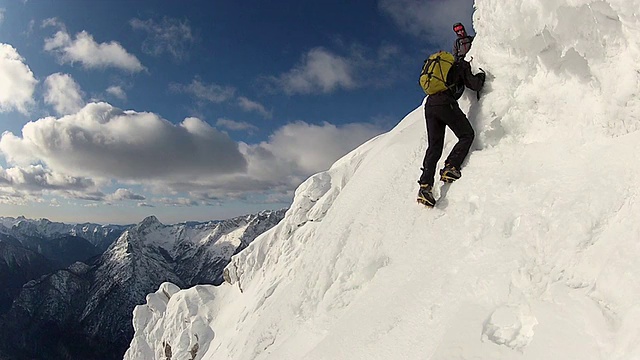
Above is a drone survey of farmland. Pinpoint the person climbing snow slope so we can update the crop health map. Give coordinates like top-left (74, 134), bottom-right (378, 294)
top-left (416, 49), bottom-right (485, 207)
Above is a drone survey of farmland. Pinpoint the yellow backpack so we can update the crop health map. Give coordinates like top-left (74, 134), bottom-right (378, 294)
top-left (419, 51), bottom-right (455, 95)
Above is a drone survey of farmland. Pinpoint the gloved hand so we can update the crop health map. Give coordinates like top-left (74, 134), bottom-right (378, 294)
top-left (476, 71), bottom-right (486, 91)
top-left (477, 71), bottom-right (486, 84)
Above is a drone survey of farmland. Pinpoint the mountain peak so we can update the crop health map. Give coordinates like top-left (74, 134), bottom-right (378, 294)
top-left (137, 216), bottom-right (163, 231)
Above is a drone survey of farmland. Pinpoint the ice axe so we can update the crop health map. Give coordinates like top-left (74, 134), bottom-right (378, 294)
top-left (477, 67), bottom-right (486, 100)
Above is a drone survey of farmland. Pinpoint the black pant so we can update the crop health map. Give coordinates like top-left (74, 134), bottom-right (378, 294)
top-left (418, 103), bottom-right (475, 186)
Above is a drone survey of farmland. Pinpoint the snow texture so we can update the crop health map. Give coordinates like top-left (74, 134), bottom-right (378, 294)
top-left (125, 0), bottom-right (640, 359)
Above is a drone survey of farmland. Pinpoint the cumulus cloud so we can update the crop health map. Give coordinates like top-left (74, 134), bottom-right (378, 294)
top-left (216, 118), bottom-right (259, 133)
top-left (43, 20), bottom-right (144, 72)
top-left (162, 121), bottom-right (385, 197)
top-left (0, 164), bottom-right (95, 191)
top-left (0, 164), bottom-right (102, 204)
top-left (106, 188), bottom-right (146, 201)
top-left (0, 101), bottom-right (386, 205)
top-left (238, 97), bottom-right (272, 118)
top-left (379, 0), bottom-right (474, 44)
top-left (243, 121), bottom-right (383, 179)
top-left (130, 17), bottom-right (194, 61)
top-left (272, 48), bottom-right (356, 94)
top-left (0, 43), bottom-right (37, 113)
top-left (106, 85), bottom-right (127, 100)
top-left (140, 120), bottom-right (386, 200)
top-left (0, 102), bottom-right (247, 181)
top-left (170, 78), bottom-right (235, 103)
top-left (267, 43), bottom-right (407, 95)
top-left (44, 73), bottom-right (84, 115)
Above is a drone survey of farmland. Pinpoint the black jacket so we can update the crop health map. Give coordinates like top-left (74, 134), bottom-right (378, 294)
top-left (426, 60), bottom-right (484, 106)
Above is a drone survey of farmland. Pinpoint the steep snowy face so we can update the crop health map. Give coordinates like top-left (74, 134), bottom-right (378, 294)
top-left (126, 1), bottom-right (640, 360)
top-left (471, 0), bottom-right (640, 147)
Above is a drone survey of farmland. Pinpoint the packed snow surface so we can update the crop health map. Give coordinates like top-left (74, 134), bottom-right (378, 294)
top-left (126, 0), bottom-right (640, 359)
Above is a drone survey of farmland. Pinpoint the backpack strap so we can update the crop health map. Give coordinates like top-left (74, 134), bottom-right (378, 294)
top-left (426, 55), bottom-right (453, 85)
top-left (434, 56), bottom-right (456, 94)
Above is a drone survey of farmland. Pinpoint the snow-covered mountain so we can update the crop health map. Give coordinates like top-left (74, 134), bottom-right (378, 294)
top-left (0, 217), bottom-right (124, 320)
top-left (0, 210), bottom-right (285, 360)
top-left (0, 235), bottom-right (57, 313)
top-left (125, 1), bottom-right (640, 359)
top-left (0, 216), bottom-right (127, 252)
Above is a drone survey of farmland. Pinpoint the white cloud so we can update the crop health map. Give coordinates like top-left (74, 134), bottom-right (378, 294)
top-left (43, 22), bottom-right (145, 72)
top-left (162, 121), bottom-right (385, 199)
top-left (269, 44), bottom-right (406, 94)
top-left (0, 101), bottom-right (386, 204)
top-left (0, 191), bottom-right (33, 205)
top-left (273, 48), bottom-right (356, 94)
top-left (137, 120), bottom-right (386, 200)
top-left (106, 188), bottom-right (146, 201)
top-left (170, 78), bottom-right (235, 103)
top-left (41, 17), bottom-right (64, 29)
top-left (44, 73), bottom-right (85, 115)
top-left (130, 17), bottom-right (194, 61)
top-left (379, 0), bottom-right (474, 44)
top-left (0, 164), bottom-right (102, 204)
top-left (25, 20), bottom-right (35, 37)
top-left (0, 102), bottom-right (247, 182)
top-left (106, 85), bottom-right (127, 100)
top-left (243, 121), bottom-right (383, 179)
top-left (0, 43), bottom-right (37, 114)
top-left (238, 97), bottom-right (272, 118)
top-left (216, 118), bottom-right (259, 133)
top-left (0, 164), bottom-right (95, 192)
top-left (0, 8), bottom-right (5, 25)
top-left (154, 197), bottom-right (200, 207)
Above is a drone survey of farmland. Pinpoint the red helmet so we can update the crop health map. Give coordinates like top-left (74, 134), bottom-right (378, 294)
top-left (453, 22), bottom-right (466, 35)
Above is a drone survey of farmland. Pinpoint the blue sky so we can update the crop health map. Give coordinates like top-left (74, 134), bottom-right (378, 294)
top-left (0, 0), bottom-right (473, 224)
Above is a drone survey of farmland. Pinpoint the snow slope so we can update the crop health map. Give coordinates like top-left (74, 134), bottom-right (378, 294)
top-left (125, 0), bottom-right (640, 359)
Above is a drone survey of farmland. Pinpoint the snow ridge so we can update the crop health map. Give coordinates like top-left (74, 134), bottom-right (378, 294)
top-left (126, 1), bottom-right (640, 359)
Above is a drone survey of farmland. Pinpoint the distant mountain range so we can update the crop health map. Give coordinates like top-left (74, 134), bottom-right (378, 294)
top-left (0, 218), bottom-right (128, 315)
top-left (0, 210), bottom-right (286, 360)
top-left (0, 216), bottom-right (128, 252)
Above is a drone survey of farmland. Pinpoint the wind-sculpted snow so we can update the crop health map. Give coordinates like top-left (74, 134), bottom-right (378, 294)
top-left (127, 283), bottom-right (216, 360)
top-left (126, 1), bottom-right (640, 359)
top-left (224, 131), bottom-right (385, 289)
top-left (470, 0), bottom-right (640, 149)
